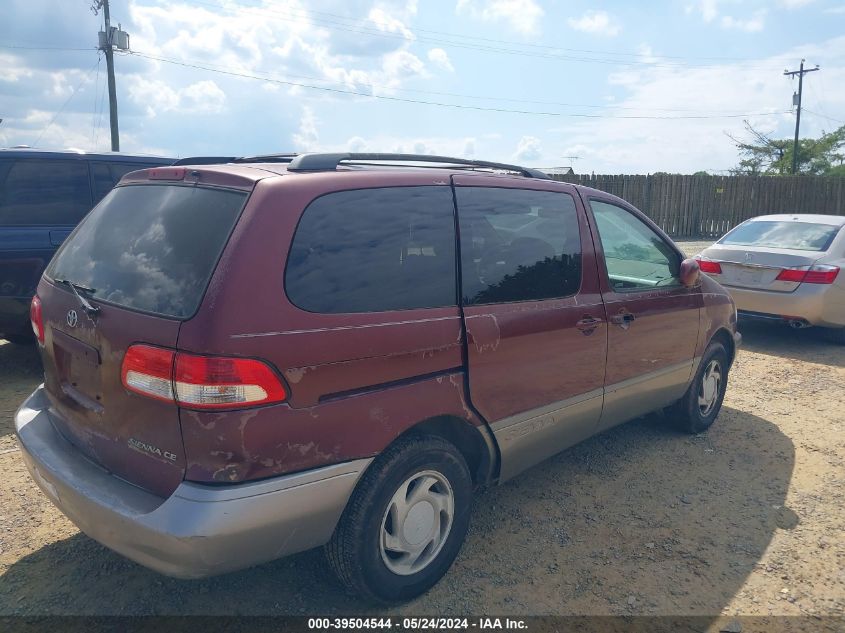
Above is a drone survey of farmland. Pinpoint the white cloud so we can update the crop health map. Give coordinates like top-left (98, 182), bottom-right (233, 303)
top-left (292, 106), bottom-right (319, 151)
top-left (127, 77), bottom-right (226, 117)
top-left (686, 0), bottom-right (720, 22)
top-left (368, 6), bottom-right (415, 39)
top-left (181, 80), bottom-right (227, 114)
top-left (567, 10), bottom-right (621, 37)
top-left (456, 0), bottom-right (544, 35)
top-left (0, 54), bottom-right (33, 82)
top-left (721, 10), bottom-right (766, 32)
top-left (513, 136), bottom-right (542, 161)
top-left (779, 0), bottom-right (814, 8)
top-left (347, 136), bottom-right (367, 152)
top-left (427, 48), bottom-right (454, 72)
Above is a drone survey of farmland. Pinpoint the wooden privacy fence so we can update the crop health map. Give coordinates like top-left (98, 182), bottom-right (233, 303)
top-left (551, 173), bottom-right (845, 238)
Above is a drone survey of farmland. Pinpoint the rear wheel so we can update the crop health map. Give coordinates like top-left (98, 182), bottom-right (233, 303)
top-left (325, 434), bottom-right (472, 603)
top-left (669, 342), bottom-right (729, 434)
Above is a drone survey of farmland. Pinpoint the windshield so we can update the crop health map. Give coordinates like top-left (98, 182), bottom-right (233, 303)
top-left (46, 184), bottom-right (246, 318)
top-left (719, 220), bottom-right (840, 252)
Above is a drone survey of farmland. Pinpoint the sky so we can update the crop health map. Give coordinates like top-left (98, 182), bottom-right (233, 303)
top-left (1, 0), bottom-right (844, 174)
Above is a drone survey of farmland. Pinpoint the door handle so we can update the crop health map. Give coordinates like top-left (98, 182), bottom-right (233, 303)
top-left (576, 316), bottom-right (603, 335)
top-left (610, 311), bottom-right (636, 329)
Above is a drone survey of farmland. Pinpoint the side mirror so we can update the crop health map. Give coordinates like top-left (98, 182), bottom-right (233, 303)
top-left (679, 258), bottom-right (701, 288)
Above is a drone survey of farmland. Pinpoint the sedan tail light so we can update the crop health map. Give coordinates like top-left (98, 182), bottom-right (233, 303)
top-left (121, 344), bottom-right (287, 409)
top-left (694, 257), bottom-right (722, 274)
top-left (775, 265), bottom-right (840, 285)
top-left (30, 295), bottom-right (44, 345)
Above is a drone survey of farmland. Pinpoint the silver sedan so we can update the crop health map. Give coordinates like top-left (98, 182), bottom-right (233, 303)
top-left (696, 214), bottom-right (845, 343)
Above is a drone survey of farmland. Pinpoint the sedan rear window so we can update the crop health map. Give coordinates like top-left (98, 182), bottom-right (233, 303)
top-left (719, 220), bottom-right (840, 252)
top-left (46, 184), bottom-right (246, 318)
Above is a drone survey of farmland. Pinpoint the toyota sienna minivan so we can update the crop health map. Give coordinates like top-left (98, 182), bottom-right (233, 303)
top-left (16, 153), bottom-right (740, 603)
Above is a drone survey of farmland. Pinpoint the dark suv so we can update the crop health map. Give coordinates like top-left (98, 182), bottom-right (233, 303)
top-left (0, 148), bottom-right (173, 343)
top-left (16, 153), bottom-right (740, 603)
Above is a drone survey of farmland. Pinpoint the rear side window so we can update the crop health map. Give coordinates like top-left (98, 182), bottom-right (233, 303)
top-left (47, 184), bottom-right (246, 318)
top-left (91, 162), bottom-right (159, 203)
top-left (285, 187), bottom-right (457, 313)
top-left (0, 159), bottom-right (92, 225)
top-left (719, 220), bottom-right (840, 252)
top-left (456, 187), bottom-right (582, 304)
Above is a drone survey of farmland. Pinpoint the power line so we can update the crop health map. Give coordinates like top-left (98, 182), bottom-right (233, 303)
top-left (803, 108), bottom-right (844, 125)
top-left (128, 49), bottom-right (791, 120)
top-left (177, 0), bottom-right (785, 71)
top-left (0, 40), bottom-right (798, 118)
top-left (32, 58), bottom-right (100, 147)
top-left (0, 44), bottom-right (95, 51)
top-left (120, 47), bottom-right (771, 115)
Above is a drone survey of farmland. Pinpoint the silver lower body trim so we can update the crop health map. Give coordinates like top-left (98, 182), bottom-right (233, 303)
top-left (15, 385), bottom-right (371, 579)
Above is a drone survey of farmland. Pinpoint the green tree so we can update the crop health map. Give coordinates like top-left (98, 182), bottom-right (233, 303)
top-left (728, 121), bottom-right (845, 175)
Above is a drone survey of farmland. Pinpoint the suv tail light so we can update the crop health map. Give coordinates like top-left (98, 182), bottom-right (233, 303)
top-left (776, 265), bottom-right (840, 285)
top-left (30, 295), bottom-right (44, 344)
top-left (694, 257), bottom-right (722, 274)
top-left (121, 344), bottom-right (287, 409)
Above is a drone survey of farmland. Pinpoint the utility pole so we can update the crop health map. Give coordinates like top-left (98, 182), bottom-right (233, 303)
top-left (784, 59), bottom-right (820, 175)
top-left (91, 1), bottom-right (130, 152)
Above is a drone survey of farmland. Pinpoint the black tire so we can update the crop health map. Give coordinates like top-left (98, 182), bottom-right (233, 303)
top-left (669, 342), bottom-right (729, 434)
top-left (822, 327), bottom-right (845, 345)
top-left (3, 334), bottom-right (34, 345)
top-left (325, 434), bottom-right (472, 604)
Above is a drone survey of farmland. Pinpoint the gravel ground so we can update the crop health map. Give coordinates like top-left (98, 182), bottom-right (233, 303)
top-left (0, 240), bottom-right (843, 618)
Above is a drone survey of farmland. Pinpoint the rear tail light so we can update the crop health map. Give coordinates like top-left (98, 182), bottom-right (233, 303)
top-left (174, 354), bottom-right (288, 409)
top-left (30, 295), bottom-right (44, 344)
top-left (121, 344), bottom-right (175, 403)
top-left (121, 344), bottom-right (287, 409)
top-left (775, 265), bottom-right (840, 285)
top-left (695, 257), bottom-right (722, 274)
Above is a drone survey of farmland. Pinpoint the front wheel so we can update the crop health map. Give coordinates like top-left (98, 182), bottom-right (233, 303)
top-left (324, 434), bottom-right (472, 603)
top-left (669, 342), bottom-right (729, 434)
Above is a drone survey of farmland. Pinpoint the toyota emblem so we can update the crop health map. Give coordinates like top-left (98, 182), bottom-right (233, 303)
top-left (66, 309), bottom-right (78, 328)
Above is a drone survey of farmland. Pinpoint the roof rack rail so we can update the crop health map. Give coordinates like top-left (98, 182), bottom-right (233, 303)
top-left (232, 153), bottom-right (298, 164)
top-left (172, 153), bottom-right (299, 166)
top-left (172, 156), bottom-right (236, 166)
top-left (286, 153), bottom-right (550, 179)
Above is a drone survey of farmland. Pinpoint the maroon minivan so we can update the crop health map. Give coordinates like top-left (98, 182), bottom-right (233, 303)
top-left (16, 153), bottom-right (740, 602)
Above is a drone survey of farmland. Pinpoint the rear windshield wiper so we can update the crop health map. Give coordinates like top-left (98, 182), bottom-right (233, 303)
top-left (55, 278), bottom-right (100, 316)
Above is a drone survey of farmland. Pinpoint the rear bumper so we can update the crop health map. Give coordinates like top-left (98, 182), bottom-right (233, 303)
top-left (724, 282), bottom-right (845, 328)
top-left (15, 385), bottom-right (371, 578)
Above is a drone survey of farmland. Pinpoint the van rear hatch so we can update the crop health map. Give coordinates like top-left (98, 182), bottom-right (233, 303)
top-left (38, 183), bottom-right (248, 497)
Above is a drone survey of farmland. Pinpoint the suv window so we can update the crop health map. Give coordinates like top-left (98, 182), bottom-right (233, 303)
top-left (285, 186), bottom-right (457, 313)
top-left (456, 187), bottom-right (581, 304)
top-left (590, 200), bottom-right (681, 291)
top-left (47, 184), bottom-right (246, 318)
top-left (0, 159), bottom-right (92, 225)
top-left (91, 162), bottom-right (154, 203)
